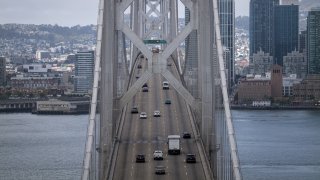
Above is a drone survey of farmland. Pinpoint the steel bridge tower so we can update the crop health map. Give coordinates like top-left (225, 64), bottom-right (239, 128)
top-left (82, 0), bottom-right (241, 179)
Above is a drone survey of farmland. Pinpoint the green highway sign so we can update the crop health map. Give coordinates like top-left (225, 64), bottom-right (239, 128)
top-left (143, 39), bottom-right (167, 44)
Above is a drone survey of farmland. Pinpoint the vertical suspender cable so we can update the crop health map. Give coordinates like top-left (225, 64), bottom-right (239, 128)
top-left (212, 0), bottom-right (242, 179)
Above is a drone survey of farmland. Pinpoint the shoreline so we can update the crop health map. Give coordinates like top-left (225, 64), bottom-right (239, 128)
top-left (231, 105), bottom-right (320, 110)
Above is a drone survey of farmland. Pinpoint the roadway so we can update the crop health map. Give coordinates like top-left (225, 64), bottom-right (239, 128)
top-left (112, 55), bottom-right (206, 180)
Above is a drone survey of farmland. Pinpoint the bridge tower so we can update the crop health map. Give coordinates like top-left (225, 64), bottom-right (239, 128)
top-left (82, 0), bottom-right (241, 180)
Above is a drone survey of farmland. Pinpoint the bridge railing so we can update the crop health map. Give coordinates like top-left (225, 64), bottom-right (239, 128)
top-left (81, 0), bottom-right (104, 179)
top-left (212, 0), bottom-right (242, 179)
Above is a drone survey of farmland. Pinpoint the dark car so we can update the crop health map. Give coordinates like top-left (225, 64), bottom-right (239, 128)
top-left (165, 99), bottom-right (171, 104)
top-left (131, 107), bottom-right (138, 113)
top-left (142, 87), bottom-right (148, 92)
top-left (137, 64), bottom-right (142, 69)
top-left (186, 154), bottom-right (196, 163)
top-left (142, 83), bottom-right (148, 88)
top-left (140, 54), bottom-right (144, 58)
top-left (155, 165), bottom-right (166, 175)
top-left (183, 132), bottom-right (191, 139)
top-left (136, 154), bottom-right (145, 163)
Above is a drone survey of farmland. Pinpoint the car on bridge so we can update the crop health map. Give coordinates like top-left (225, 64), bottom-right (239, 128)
top-left (165, 99), bottom-right (171, 104)
top-left (153, 150), bottom-right (164, 160)
top-left (131, 107), bottom-right (138, 113)
top-left (152, 47), bottom-right (160, 53)
top-left (153, 110), bottom-right (161, 117)
top-left (155, 165), bottom-right (166, 175)
top-left (140, 112), bottom-right (147, 119)
top-left (162, 81), bottom-right (169, 89)
top-left (183, 132), bottom-right (191, 139)
top-left (142, 87), bottom-right (148, 92)
top-left (136, 154), bottom-right (145, 163)
top-left (186, 154), bottom-right (196, 163)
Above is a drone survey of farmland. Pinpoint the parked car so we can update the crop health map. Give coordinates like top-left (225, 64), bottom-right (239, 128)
top-left (136, 154), bottom-right (145, 163)
top-left (186, 154), bottom-right (196, 163)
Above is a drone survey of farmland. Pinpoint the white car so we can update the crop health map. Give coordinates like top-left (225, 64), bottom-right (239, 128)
top-left (153, 150), bottom-right (163, 160)
top-left (140, 112), bottom-right (147, 119)
top-left (153, 110), bottom-right (161, 117)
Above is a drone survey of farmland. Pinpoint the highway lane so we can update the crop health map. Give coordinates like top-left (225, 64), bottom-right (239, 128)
top-left (112, 56), bottom-right (206, 180)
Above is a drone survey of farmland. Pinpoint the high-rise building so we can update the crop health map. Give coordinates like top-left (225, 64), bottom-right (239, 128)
top-left (75, 51), bottom-right (94, 93)
top-left (184, 8), bottom-right (199, 98)
top-left (185, 1), bottom-right (235, 95)
top-left (299, 30), bottom-right (307, 53)
top-left (307, 7), bottom-right (320, 74)
top-left (218, 0), bottom-right (235, 92)
top-left (0, 57), bottom-right (6, 86)
top-left (274, 4), bottom-right (299, 66)
top-left (250, 0), bottom-right (279, 58)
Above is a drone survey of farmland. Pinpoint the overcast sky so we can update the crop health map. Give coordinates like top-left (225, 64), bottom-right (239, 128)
top-left (0, 0), bottom-right (249, 27)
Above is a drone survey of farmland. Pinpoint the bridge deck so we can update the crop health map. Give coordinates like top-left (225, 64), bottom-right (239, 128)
top-left (112, 57), bottom-right (206, 180)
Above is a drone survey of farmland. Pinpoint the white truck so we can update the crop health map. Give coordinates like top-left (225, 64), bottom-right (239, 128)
top-left (167, 135), bottom-right (181, 155)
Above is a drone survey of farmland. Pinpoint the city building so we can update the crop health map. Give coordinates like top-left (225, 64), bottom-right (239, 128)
top-left (250, 49), bottom-right (273, 75)
top-left (223, 47), bottom-right (231, 87)
top-left (10, 75), bottom-right (60, 89)
top-left (281, 0), bottom-right (298, 5)
top-left (22, 64), bottom-right (52, 73)
top-left (298, 30), bottom-right (307, 53)
top-left (283, 74), bottom-right (302, 97)
top-left (271, 64), bottom-right (283, 98)
top-left (36, 50), bottom-right (51, 60)
top-left (307, 7), bottom-right (320, 74)
top-left (218, 0), bottom-right (235, 92)
top-left (74, 51), bottom-right (94, 93)
top-left (274, 4), bottom-right (299, 66)
top-left (0, 57), bottom-right (6, 86)
top-left (185, 0), bottom-right (235, 95)
top-left (250, 0), bottom-right (279, 58)
top-left (283, 50), bottom-right (307, 78)
top-left (237, 77), bottom-right (271, 104)
top-left (184, 8), bottom-right (199, 98)
top-left (293, 74), bottom-right (320, 101)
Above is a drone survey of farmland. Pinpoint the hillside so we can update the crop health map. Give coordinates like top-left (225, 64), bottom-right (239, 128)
top-left (0, 24), bottom-right (96, 44)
